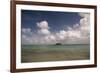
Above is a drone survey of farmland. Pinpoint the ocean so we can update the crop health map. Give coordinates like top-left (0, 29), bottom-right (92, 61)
top-left (21, 44), bottom-right (90, 63)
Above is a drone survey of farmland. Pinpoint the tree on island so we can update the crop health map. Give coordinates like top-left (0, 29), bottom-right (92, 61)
top-left (55, 43), bottom-right (62, 45)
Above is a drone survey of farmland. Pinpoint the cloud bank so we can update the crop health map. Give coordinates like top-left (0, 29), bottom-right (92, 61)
top-left (21, 13), bottom-right (90, 45)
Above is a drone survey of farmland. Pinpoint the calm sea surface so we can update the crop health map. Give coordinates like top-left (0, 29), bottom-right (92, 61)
top-left (21, 44), bottom-right (90, 63)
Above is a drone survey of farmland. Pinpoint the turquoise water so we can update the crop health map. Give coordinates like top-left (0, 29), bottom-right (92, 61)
top-left (21, 44), bottom-right (90, 63)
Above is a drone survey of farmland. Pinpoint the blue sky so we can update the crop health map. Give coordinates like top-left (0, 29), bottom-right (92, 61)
top-left (21, 10), bottom-right (82, 32)
top-left (21, 10), bottom-right (90, 45)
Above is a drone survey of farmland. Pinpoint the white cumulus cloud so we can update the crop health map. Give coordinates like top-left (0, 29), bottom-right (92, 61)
top-left (22, 28), bottom-right (31, 33)
top-left (37, 21), bottom-right (49, 29)
top-left (38, 29), bottom-right (50, 35)
top-left (37, 21), bottom-right (51, 35)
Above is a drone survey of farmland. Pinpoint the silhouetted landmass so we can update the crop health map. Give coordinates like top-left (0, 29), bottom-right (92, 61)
top-left (55, 43), bottom-right (62, 45)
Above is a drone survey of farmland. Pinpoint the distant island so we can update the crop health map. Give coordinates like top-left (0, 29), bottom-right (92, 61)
top-left (55, 43), bottom-right (62, 45)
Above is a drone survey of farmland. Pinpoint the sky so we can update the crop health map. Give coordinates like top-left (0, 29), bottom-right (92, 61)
top-left (21, 10), bottom-right (90, 45)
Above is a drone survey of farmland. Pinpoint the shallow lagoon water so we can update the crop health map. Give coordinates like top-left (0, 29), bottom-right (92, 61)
top-left (21, 44), bottom-right (90, 63)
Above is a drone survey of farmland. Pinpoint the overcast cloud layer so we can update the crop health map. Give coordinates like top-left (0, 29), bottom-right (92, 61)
top-left (21, 13), bottom-right (90, 45)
